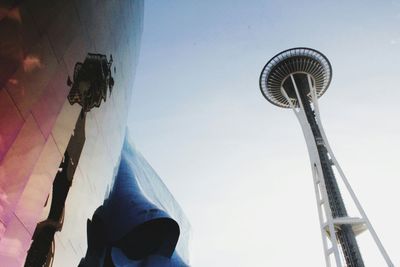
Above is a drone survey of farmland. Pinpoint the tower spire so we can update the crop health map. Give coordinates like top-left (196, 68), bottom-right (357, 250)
top-left (259, 47), bottom-right (393, 267)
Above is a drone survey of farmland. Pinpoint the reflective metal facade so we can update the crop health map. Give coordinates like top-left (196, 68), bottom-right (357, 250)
top-left (0, 1), bottom-right (190, 266)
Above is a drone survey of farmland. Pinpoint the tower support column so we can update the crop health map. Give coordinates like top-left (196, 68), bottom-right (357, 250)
top-left (280, 73), bottom-right (393, 267)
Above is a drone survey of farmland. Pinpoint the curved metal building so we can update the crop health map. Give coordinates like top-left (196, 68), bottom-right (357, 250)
top-left (0, 1), bottom-right (190, 266)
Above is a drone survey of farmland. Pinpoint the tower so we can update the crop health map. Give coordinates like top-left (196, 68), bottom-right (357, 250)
top-left (259, 48), bottom-right (393, 267)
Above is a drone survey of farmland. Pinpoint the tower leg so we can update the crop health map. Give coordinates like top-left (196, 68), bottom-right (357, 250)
top-left (307, 76), bottom-right (394, 267)
top-left (280, 73), bottom-right (393, 266)
top-left (281, 85), bottom-right (342, 266)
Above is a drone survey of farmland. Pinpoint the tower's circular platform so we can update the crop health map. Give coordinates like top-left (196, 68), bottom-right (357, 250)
top-left (259, 47), bottom-right (332, 108)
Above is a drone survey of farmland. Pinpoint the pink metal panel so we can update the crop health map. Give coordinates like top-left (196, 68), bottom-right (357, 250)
top-left (14, 135), bottom-right (62, 234)
top-left (0, 212), bottom-right (31, 267)
top-left (5, 36), bottom-right (58, 120)
top-left (31, 62), bottom-right (69, 139)
top-left (0, 90), bottom-right (24, 163)
top-left (0, 115), bottom-right (45, 226)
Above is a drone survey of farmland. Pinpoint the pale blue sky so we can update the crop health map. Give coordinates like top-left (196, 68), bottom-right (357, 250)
top-left (128, 1), bottom-right (400, 266)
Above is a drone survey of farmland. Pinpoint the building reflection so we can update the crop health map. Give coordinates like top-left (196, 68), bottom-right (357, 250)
top-left (0, 1), bottom-right (190, 266)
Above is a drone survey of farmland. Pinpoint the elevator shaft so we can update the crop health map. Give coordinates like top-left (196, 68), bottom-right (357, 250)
top-left (293, 76), bottom-right (364, 267)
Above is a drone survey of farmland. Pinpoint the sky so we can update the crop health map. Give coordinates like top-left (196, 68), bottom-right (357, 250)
top-left (128, 1), bottom-right (400, 266)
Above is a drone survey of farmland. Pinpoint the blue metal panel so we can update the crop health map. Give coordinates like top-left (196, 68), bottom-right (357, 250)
top-left (79, 133), bottom-right (190, 266)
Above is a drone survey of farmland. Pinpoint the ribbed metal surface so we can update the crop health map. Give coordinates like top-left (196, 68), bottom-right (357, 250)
top-left (259, 47), bottom-right (332, 108)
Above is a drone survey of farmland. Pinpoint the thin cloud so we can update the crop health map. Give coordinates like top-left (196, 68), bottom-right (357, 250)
top-left (390, 37), bottom-right (400, 45)
top-left (22, 55), bottom-right (42, 72)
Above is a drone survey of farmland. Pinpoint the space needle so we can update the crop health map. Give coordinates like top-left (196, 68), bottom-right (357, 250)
top-left (259, 48), bottom-right (393, 267)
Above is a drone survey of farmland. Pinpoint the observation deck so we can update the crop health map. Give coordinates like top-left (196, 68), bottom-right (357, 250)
top-left (259, 47), bottom-right (332, 108)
